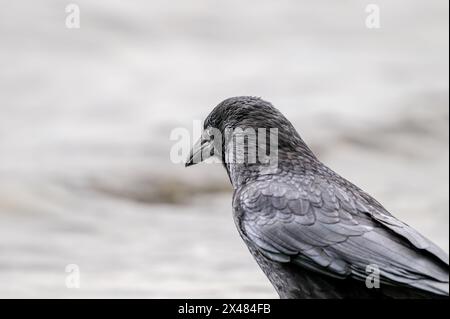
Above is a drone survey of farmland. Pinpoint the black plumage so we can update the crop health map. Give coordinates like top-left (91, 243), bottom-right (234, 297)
top-left (185, 96), bottom-right (449, 298)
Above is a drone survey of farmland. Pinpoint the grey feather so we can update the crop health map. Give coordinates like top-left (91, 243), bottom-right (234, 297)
top-left (192, 96), bottom-right (449, 299)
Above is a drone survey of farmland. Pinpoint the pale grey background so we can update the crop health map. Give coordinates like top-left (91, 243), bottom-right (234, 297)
top-left (0, 0), bottom-right (448, 298)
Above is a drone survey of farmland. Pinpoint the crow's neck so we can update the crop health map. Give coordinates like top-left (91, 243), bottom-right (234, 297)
top-left (223, 142), bottom-right (318, 190)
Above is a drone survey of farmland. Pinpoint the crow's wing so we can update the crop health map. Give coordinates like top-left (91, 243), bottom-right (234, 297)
top-left (235, 178), bottom-right (449, 296)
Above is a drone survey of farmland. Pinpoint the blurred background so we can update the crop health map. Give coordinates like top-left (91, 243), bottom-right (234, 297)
top-left (0, 0), bottom-right (448, 298)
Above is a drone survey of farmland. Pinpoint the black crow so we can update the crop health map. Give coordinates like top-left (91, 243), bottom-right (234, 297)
top-left (185, 96), bottom-right (449, 298)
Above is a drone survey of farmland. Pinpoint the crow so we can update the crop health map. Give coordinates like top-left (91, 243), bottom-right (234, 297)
top-left (185, 96), bottom-right (449, 298)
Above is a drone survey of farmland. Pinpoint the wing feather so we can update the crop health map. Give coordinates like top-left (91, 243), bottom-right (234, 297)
top-left (237, 178), bottom-right (449, 296)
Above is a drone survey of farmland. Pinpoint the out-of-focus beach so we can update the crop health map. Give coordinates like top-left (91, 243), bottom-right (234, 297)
top-left (0, 0), bottom-right (448, 298)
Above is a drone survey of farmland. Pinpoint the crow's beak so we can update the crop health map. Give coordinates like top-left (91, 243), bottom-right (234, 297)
top-left (185, 136), bottom-right (214, 167)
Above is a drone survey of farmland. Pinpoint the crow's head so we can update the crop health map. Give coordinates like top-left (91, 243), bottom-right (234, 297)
top-left (203, 96), bottom-right (285, 133)
top-left (185, 96), bottom-right (313, 169)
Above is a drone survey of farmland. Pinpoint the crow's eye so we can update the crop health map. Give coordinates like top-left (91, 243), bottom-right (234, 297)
top-left (202, 128), bottom-right (212, 141)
